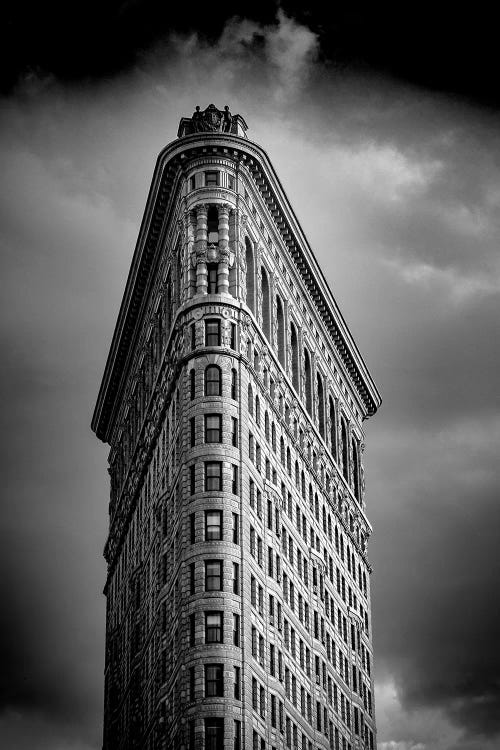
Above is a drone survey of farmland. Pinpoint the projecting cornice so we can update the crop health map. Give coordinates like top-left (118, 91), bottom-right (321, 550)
top-left (92, 131), bottom-right (381, 443)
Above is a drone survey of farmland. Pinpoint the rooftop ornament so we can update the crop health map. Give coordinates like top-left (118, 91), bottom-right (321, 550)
top-left (177, 104), bottom-right (248, 138)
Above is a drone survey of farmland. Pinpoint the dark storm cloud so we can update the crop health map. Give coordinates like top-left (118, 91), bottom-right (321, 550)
top-left (1, 11), bottom-right (499, 749)
top-left (369, 417), bottom-right (500, 737)
top-left (3, 3), bottom-right (500, 109)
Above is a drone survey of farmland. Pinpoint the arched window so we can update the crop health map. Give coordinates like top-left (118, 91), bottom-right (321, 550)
top-left (245, 237), bottom-right (255, 314)
top-left (190, 368), bottom-right (196, 400)
top-left (304, 349), bottom-right (312, 416)
top-left (261, 267), bottom-right (271, 341)
top-left (287, 447), bottom-right (291, 476)
top-left (205, 365), bottom-right (221, 396)
top-left (290, 323), bottom-right (299, 393)
top-left (265, 411), bottom-right (270, 441)
top-left (352, 440), bottom-right (361, 502)
top-left (301, 471), bottom-right (305, 500)
top-left (329, 397), bottom-right (337, 460)
top-left (341, 418), bottom-right (349, 482)
top-left (280, 437), bottom-right (285, 465)
top-left (255, 395), bottom-right (260, 426)
top-left (271, 423), bottom-right (276, 453)
top-left (317, 373), bottom-right (325, 438)
top-left (248, 384), bottom-right (253, 416)
top-left (253, 351), bottom-right (259, 372)
top-left (309, 485), bottom-right (313, 511)
top-left (295, 461), bottom-right (300, 486)
top-left (276, 296), bottom-right (285, 366)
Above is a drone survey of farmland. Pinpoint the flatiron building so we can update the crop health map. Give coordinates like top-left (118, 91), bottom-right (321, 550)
top-left (92, 104), bottom-right (381, 750)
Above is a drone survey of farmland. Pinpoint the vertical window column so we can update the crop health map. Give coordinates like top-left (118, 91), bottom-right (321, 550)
top-left (195, 204), bottom-right (208, 295)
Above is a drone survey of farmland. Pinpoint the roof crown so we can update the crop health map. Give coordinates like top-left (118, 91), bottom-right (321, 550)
top-left (177, 103), bottom-right (248, 138)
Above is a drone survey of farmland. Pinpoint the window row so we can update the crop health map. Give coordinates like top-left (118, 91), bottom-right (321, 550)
top-left (188, 610), bottom-right (240, 647)
top-left (188, 718), bottom-right (242, 750)
top-left (188, 510), bottom-right (239, 544)
top-left (188, 559), bottom-right (240, 595)
top-left (249, 568), bottom-right (372, 685)
top-left (190, 365), bottom-right (238, 400)
top-left (188, 462), bottom-right (239, 495)
top-left (190, 318), bottom-right (237, 350)
top-left (188, 663), bottom-right (241, 701)
top-left (188, 170), bottom-right (235, 192)
top-left (189, 414), bottom-right (238, 447)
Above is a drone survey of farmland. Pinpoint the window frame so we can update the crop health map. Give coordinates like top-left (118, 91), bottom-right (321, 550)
top-left (205, 663), bottom-right (224, 697)
top-left (205, 559), bottom-right (223, 591)
top-left (205, 171), bottom-right (220, 187)
top-left (205, 319), bottom-right (221, 347)
top-left (205, 413), bottom-right (222, 443)
top-left (205, 509), bottom-right (223, 541)
top-left (205, 611), bottom-right (224, 644)
top-left (205, 461), bottom-right (222, 491)
top-left (205, 365), bottom-right (222, 396)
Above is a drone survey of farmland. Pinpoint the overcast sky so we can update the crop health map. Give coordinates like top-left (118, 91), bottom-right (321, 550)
top-left (1, 8), bottom-right (499, 750)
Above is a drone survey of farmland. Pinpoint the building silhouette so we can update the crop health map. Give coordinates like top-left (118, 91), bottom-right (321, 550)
top-left (92, 104), bottom-right (381, 750)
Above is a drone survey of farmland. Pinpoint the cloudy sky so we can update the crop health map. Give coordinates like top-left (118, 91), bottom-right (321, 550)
top-left (1, 5), bottom-right (499, 750)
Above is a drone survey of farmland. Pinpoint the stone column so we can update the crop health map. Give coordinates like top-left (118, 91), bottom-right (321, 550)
top-left (195, 204), bottom-right (208, 295)
top-left (217, 203), bottom-right (230, 295)
top-left (186, 211), bottom-right (196, 298)
top-left (228, 208), bottom-right (238, 298)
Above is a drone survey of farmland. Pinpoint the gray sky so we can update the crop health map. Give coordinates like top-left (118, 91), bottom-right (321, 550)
top-left (1, 13), bottom-right (499, 750)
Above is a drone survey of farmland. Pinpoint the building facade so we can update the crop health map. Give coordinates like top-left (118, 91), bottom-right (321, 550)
top-left (92, 104), bottom-right (381, 750)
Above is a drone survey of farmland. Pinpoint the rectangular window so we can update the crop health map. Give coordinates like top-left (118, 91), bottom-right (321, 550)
top-left (205, 560), bottom-right (223, 591)
top-left (234, 667), bottom-right (241, 700)
top-left (190, 562), bottom-right (195, 594)
top-left (233, 613), bottom-right (240, 646)
top-left (205, 171), bottom-right (219, 187)
top-left (232, 464), bottom-right (238, 495)
top-left (207, 263), bottom-right (218, 294)
top-left (190, 368), bottom-right (196, 400)
top-left (231, 368), bottom-right (237, 400)
top-left (234, 720), bottom-right (241, 750)
top-left (190, 613), bottom-right (195, 646)
top-left (189, 666), bottom-right (195, 701)
top-left (231, 417), bottom-right (238, 447)
top-left (205, 319), bottom-right (221, 346)
top-left (205, 664), bottom-right (224, 697)
top-left (190, 417), bottom-right (196, 447)
top-left (205, 717), bottom-right (224, 750)
top-left (190, 513), bottom-right (195, 543)
top-left (191, 323), bottom-right (196, 350)
top-left (230, 322), bottom-right (236, 350)
top-left (233, 562), bottom-right (240, 594)
top-left (205, 461), bottom-right (222, 491)
top-left (232, 512), bottom-right (239, 544)
top-left (190, 464), bottom-right (196, 496)
top-left (205, 611), bottom-right (223, 643)
top-left (205, 510), bottom-right (222, 541)
top-left (205, 414), bottom-right (222, 443)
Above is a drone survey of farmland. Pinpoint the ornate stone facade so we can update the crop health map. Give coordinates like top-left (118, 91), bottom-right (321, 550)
top-left (92, 107), bottom-right (381, 750)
